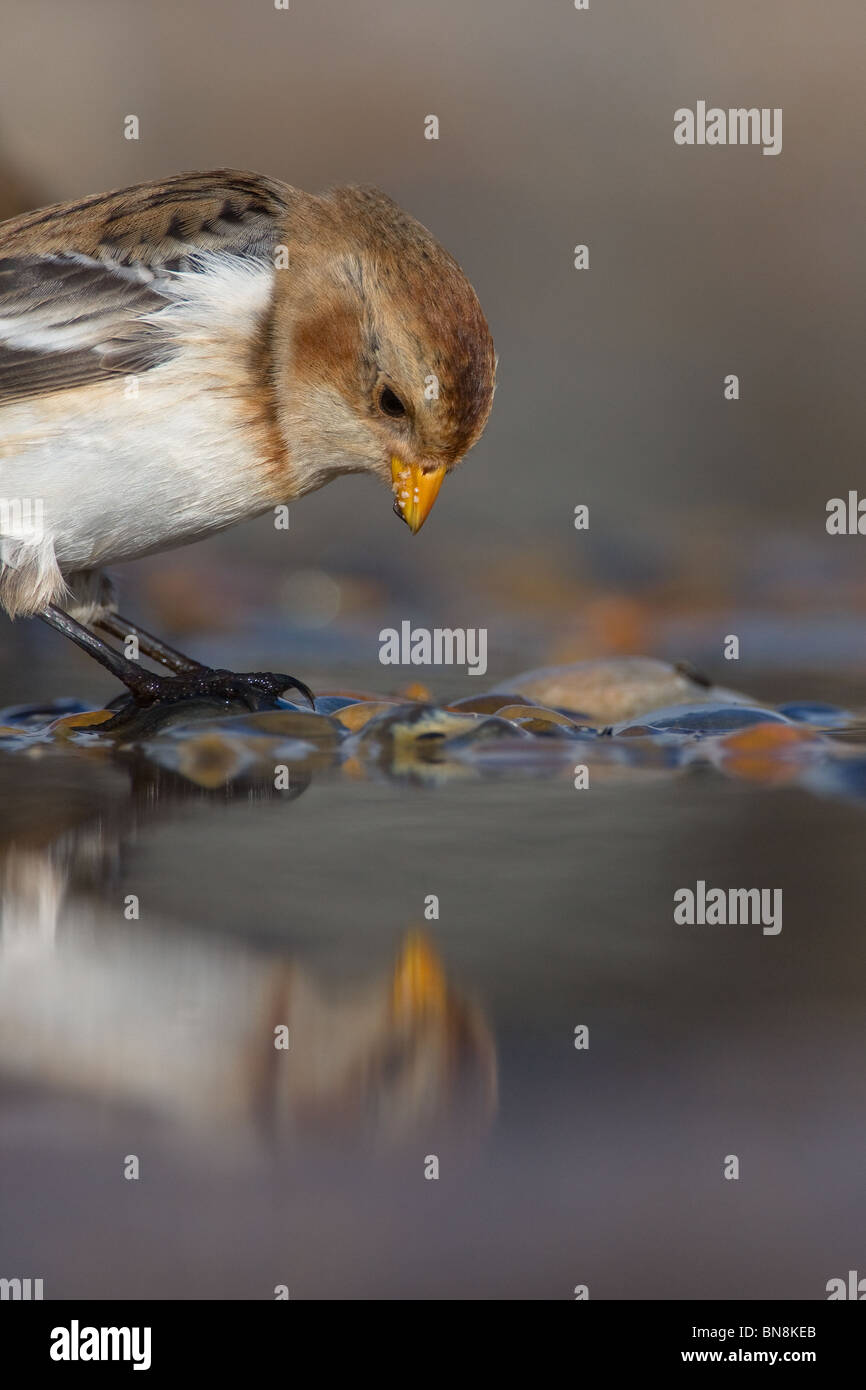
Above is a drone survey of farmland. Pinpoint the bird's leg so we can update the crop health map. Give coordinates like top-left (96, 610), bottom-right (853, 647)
top-left (39, 603), bottom-right (168, 698)
top-left (39, 603), bottom-right (315, 712)
top-left (96, 610), bottom-right (206, 675)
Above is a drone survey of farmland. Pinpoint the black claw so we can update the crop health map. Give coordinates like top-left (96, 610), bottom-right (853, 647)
top-left (201, 670), bottom-right (316, 710)
top-left (275, 675), bottom-right (316, 709)
top-left (102, 666), bottom-right (316, 726)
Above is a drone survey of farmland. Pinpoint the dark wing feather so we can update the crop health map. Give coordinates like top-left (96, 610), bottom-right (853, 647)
top-left (0, 254), bottom-right (174, 404)
top-left (0, 170), bottom-right (291, 405)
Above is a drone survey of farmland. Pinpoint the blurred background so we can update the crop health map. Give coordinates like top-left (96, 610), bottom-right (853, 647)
top-left (0, 0), bottom-right (864, 705)
top-left (1, 0), bottom-right (865, 1303)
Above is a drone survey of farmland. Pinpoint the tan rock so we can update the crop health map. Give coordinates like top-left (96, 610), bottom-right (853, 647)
top-left (500, 657), bottom-right (750, 725)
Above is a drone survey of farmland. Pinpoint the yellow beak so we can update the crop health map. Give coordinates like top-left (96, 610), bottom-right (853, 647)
top-left (391, 932), bottom-right (447, 1020)
top-left (391, 457), bottom-right (446, 533)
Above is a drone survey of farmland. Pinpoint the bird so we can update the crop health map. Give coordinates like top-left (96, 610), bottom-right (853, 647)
top-left (0, 170), bottom-right (495, 712)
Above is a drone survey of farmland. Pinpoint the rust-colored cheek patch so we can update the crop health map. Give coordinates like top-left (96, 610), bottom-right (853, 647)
top-left (292, 301), bottom-right (362, 392)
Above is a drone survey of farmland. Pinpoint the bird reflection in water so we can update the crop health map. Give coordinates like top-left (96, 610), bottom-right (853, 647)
top-left (0, 756), bottom-right (497, 1152)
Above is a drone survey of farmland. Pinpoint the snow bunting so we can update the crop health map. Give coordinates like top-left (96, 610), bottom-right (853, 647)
top-left (0, 170), bottom-right (495, 708)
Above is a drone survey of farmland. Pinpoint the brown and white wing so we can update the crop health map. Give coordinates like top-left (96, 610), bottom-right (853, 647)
top-left (0, 170), bottom-right (291, 406)
top-left (0, 255), bottom-right (177, 403)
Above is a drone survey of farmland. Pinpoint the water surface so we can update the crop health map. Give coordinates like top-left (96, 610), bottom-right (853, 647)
top-left (1, 696), bottom-right (863, 1299)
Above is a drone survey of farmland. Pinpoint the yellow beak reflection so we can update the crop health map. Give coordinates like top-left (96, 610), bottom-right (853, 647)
top-left (391, 931), bottom-right (448, 1020)
top-left (391, 458), bottom-right (446, 533)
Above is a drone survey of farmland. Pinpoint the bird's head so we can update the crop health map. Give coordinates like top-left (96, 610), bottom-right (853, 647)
top-left (271, 186), bottom-right (496, 531)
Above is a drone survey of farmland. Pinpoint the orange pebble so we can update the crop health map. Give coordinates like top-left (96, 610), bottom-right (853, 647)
top-left (719, 723), bottom-right (817, 755)
top-left (718, 722), bottom-right (819, 784)
top-left (47, 709), bottom-right (115, 737)
top-left (395, 681), bottom-right (431, 701)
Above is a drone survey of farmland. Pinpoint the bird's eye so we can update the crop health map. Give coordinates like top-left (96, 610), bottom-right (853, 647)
top-left (378, 386), bottom-right (407, 419)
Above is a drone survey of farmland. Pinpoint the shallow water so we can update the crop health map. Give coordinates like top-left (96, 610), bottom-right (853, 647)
top-left (1, 670), bottom-right (864, 1299)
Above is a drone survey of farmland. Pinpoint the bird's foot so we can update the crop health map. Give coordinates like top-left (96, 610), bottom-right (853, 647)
top-left (38, 604), bottom-right (315, 729)
top-left (105, 666), bottom-right (315, 715)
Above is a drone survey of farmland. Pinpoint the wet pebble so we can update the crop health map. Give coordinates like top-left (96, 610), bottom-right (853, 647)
top-left (0, 724), bottom-right (28, 742)
top-left (615, 703), bottom-right (789, 737)
top-left (355, 703), bottom-right (524, 762)
top-left (335, 699), bottom-right (402, 731)
top-left (435, 715), bottom-right (531, 751)
top-left (512, 716), bottom-right (595, 739)
top-left (394, 681), bottom-right (432, 702)
top-left (777, 701), bottom-right (852, 727)
top-left (447, 693), bottom-right (538, 715)
top-left (500, 658), bottom-right (750, 724)
top-left (315, 688), bottom-right (385, 704)
top-left (713, 722), bottom-right (825, 785)
top-left (0, 698), bottom-right (90, 729)
top-left (495, 704), bottom-right (581, 728)
top-left (313, 695), bottom-right (369, 716)
top-left (46, 710), bottom-right (116, 739)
